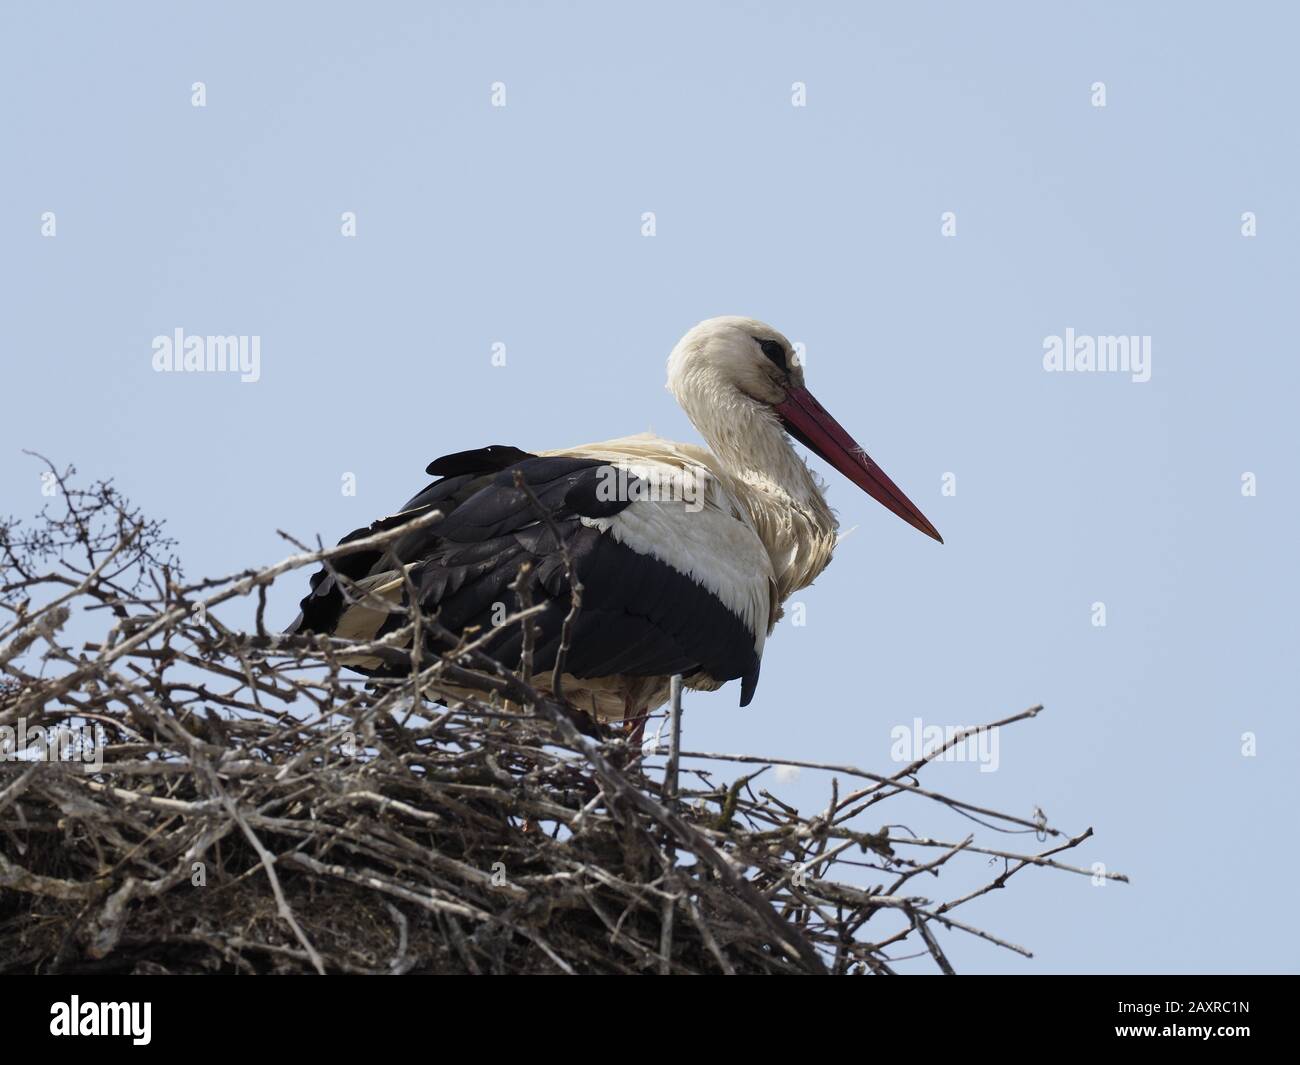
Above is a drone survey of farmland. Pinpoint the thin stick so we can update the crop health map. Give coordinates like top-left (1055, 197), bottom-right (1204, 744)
top-left (665, 674), bottom-right (683, 805)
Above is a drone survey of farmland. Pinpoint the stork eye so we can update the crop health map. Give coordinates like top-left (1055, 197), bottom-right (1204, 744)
top-left (758, 339), bottom-right (787, 371)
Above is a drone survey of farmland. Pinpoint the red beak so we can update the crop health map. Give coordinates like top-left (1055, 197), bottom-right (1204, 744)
top-left (774, 386), bottom-right (943, 544)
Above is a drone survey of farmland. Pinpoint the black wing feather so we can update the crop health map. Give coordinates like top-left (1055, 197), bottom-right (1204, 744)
top-left (288, 446), bottom-right (762, 704)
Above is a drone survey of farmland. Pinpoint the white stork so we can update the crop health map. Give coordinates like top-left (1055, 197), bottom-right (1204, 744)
top-left (288, 316), bottom-right (941, 733)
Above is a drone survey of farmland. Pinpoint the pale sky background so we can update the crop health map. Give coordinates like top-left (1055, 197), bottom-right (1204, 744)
top-left (2, 1), bottom-right (1296, 973)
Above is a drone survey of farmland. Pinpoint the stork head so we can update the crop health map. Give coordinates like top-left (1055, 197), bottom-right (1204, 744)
top-left (667, 316), bottom-right (942, 543)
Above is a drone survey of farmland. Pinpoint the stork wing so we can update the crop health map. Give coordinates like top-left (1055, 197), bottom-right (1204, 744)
top-left (288, 445), bottom-right (767, 704)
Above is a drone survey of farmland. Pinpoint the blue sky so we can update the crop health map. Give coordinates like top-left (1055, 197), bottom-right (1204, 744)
top-left (2, 1), bottom-right (1296, 973)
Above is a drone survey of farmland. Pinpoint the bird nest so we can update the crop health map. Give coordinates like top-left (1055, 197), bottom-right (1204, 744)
top-left (0, 458), bottom-right (1124, 974)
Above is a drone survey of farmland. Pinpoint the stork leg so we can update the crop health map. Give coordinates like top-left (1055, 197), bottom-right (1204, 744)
top-left (622, 693), bottom-right (649, 748)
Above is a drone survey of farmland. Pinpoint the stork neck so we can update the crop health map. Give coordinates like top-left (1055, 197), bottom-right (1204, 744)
top-left (702, 409), bottom-right (823, 506)
top-left (687, 400), bottom-right (840, 601)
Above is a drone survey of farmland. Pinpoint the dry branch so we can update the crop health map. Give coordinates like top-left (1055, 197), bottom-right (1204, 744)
top-left (0, 457), bottom-right (1125, 974)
